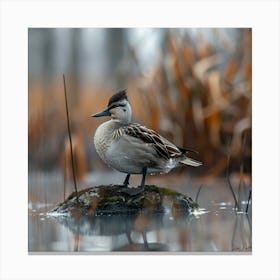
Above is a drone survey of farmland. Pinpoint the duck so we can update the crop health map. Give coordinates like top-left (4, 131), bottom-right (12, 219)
top-left (91, 89), bottom-right (202, 188)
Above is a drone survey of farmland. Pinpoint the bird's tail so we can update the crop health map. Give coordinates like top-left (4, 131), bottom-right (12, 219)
top-left (180, 157), bottom-right (202, 167)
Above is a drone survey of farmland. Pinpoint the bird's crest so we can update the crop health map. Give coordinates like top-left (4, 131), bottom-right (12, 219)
top-left (108, 89), bottom-right (128, 106)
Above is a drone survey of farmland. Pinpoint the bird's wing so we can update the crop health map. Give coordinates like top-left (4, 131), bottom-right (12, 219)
top-left (121, 123), bottom-right (182, 159)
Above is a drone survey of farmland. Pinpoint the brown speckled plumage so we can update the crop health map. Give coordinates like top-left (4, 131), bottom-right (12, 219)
top-left (91, 90), bottom-right (202, 186)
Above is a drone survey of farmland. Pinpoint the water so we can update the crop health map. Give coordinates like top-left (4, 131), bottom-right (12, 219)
top-left (28, 171), bottom-right (252, 253)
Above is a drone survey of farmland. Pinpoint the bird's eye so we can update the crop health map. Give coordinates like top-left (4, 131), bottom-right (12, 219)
top-left (123, 109), bottom-right (126, 112)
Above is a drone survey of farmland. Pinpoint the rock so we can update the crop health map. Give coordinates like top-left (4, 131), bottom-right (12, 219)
top-left (48, 184), bottom-right (198, 217)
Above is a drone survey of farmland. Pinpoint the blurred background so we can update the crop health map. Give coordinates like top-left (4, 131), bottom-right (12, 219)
top-left (28, 28), bottom-right (251, 184)
top-left (28, 28), bottom-right (252, 252)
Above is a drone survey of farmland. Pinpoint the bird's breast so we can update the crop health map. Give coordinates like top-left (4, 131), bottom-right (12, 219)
top-left (93, 121), bottom-right (121, 164)
top-left (94, 123), bottom-right (111, 157)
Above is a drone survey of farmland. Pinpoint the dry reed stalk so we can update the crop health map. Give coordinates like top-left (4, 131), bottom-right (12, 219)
top-left (63, 74), bottom-right (78, 199)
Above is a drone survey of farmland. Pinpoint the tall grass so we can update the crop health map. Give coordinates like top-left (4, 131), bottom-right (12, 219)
top-left (28, 29), bottom-right (251, 177)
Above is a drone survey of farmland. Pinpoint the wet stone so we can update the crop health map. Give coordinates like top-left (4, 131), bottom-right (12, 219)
top-left (48, 184), bottom-right (198, 217)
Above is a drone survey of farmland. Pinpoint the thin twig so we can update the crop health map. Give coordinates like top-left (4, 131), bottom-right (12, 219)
top-left (63, 151), bottom-right (66, 201)
top-left (246, 190), bottom-right (251, 214)
top-left (63, 74), bottom-right (78, 198)
top-left (226, 174), bottom-right (238, 211)
top-left (237, 163), bottom-right (244, 211)
top-left (195, 185), bottom-right (203, 204)
top-left (226, 140), bottom-right (238, 210)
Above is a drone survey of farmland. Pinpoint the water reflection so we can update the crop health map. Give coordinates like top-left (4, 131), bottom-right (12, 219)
top-left (231, 213), bottom-right (252, 251)
top-left (28, 172), bottom-right (252, 253)
top-left (29, 206), bottom-right (251, 252)
top-left (49, 212), bottom-right (191, 251)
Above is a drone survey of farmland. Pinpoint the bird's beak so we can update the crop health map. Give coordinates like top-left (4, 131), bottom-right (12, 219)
top-left (90, 108), bottom-right (111, 118)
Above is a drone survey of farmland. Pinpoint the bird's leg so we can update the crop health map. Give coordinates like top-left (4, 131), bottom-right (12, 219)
top-left (119, 173), bottom-right (145, 196)
top-left (140, 167), bottom-right (147, 188)
top-left (123, 174), bottom-right (130, 186)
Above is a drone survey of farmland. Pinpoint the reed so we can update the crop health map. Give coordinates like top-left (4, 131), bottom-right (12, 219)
top-left (63, 74), bottom-right (78, 199)
top-left (28, 29), bottom-right (251, 178)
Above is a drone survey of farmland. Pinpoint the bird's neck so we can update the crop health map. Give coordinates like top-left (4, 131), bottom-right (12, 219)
top-left (112, 117), bottom-right (131, 125)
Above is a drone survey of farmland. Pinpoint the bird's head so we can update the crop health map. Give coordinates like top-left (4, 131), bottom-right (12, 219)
top-left (91, 89), bottom-right (132, 124)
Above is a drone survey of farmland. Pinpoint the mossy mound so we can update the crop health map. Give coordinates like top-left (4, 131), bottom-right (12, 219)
top-left (48, 184), bottom-right (198, 217)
